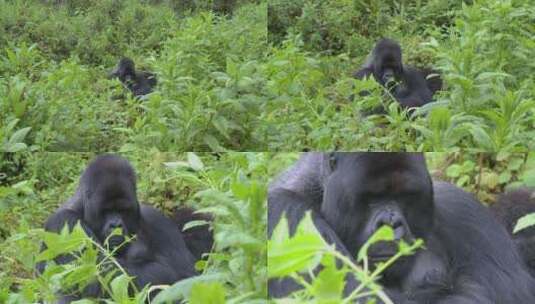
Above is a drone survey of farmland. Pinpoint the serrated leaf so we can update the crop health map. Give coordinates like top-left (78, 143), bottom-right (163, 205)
top-left (310, 265), bottom-right (345, 301)
top-left (357, 226), bottom-right (394, 262)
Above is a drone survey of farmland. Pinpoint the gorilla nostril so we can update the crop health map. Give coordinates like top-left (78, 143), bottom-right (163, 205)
top-left (393, 224), bottom-right (405, 240)
top-left (391, 218), bottom-right (403, 229)
top-left (375, 218), bottom-right (388, 230)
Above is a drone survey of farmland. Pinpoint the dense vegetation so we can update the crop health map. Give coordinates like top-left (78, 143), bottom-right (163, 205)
top-left (265, 0), bottom-right (535, 151)
top-left (1, 0), bottom-right (535, 302)
top-left (0, 152), bottom-right (276, 303)
top-left (1, 0), bottom-right (533, 152)
top-left (1, 0), bottom-right (266, 152)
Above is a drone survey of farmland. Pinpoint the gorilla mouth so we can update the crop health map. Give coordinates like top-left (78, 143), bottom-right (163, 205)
top-left (368, 241), bottom-right (398, 262)
top-left (369, 254), bottom-right (396, 263)
top-left (106, 235), bottom-right (126, 249)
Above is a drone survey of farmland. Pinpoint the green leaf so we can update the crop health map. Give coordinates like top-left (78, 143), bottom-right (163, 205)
top-left (357, 226), bottom-right (394, 262)
top-left (190, 282), bottom-right (226, 304)
top-left (498, 171), bottom-right (512, 184)
top-left (268, 213), bottom-right (325, 277)
top-left (182, 220), bottom-right (210, 232)
top-left (187, 152), bottom-right (204, 171)
top-left (9, 127), bottom-right (31, 144)
top-left (513, 213), bottom-right (535, 234)
top-left (152, 273), bottom-right (225, 304)
top-left (203, 135), bottom-right (226, 151)
top-left (480, 172), bottom-right (499, 189)
top-left (446, 164), bottom-right (462, 178)
top-left (211, 115), bottom-right (231, 140)
top-left (310, 265), bottom-right (345, 302)
top-left (109, 274), bottom-right (131, 302)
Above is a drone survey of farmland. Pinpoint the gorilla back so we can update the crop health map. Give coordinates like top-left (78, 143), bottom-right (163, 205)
top-left (491, 188), bottom-right (535, 276)
top-left (40, 154), bottom-right (197, 302)
top-left (268, 153), bottom-right (535, 303)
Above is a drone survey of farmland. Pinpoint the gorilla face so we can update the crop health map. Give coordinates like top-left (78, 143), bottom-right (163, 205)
top-left (320, 153), bottom-right (434, 281)
top-left (81, 155), bottom-right (141, 254)
top-left (110, 58), bottom-right (136, 83)
top-left (372, 39), bottom-right (404, 87)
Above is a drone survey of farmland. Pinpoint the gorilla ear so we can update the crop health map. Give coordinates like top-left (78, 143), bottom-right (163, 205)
top-left (328, 153), bottom-right (338, 171)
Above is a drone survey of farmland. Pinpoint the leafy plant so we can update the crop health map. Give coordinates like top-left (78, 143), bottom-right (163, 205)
top-left (268, 212), bottom-right (422, 303)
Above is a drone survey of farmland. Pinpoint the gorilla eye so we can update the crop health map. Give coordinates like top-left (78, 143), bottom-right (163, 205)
top-left (328, 153), bottom-right (337, 171)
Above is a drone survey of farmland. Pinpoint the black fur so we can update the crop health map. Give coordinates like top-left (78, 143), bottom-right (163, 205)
top-left (172, 207), bottom-right (214, 260)
top-left (491, 188), bottom-right (535, 275)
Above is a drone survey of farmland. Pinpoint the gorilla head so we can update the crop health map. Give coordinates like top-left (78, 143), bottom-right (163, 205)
top-left (320, 153), bottom-right (434, 282)
top-left (109, 57), bottom-right (156, 97)
top-left (110, 58), bottom-right (136, 84)
top-left (77, 155), bottom-right (141, 254)
top-left (371, 39), bottom-right (404, 87)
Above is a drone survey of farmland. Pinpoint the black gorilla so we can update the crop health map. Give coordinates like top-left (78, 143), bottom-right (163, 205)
top-left (39, 154), bottom-right (197, 302)
top-left (268, 153), bottom-right (535, 303)
top-left (353, 39), bottom-right (441, 109)
top-left (172, 207), bottom-right (214, 261)
top-left (491, 188), bottom-right (535, 275)
top-left (110, 57), bottom-right (157, 97)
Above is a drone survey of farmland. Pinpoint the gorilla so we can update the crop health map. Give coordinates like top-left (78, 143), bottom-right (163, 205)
top-left (39, 154), bottom-right (197, 302)
top-left (353, 39), bottom-right (441, 109)
top-left (172, 207), bottom-right (214, 261)
top-left (110, 57), bottom-right (157, 97)
top-left (491, 188), bottom-right (535, 276)
top-left (268, 153), bottom-right (535, 303)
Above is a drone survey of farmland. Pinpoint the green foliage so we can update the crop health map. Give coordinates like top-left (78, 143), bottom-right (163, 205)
top-left (1, 0), bottom-right (534, 151)
top-left (268, 0), bottom-right (468, 55)
top-left (514, 213), bottom-right (535, 234)
top-left (262, 0), bottom-right (535, 151)
top-left (0, 1), bottom-right (267, 152)
top-left (268, 212), bottom-right (422, 303)
top-left (425, 153), bottom-right (532, 203)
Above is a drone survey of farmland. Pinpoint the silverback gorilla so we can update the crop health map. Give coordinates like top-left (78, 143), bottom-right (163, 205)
top-left (353, 39), bottom-right (441, 109)
top-left (110, 57), bottom-right (157, 97)
top-left (40, 155), bottom-right (197, 302)
top-left (268, 153), bottom-right (535, 303)
top-left (491, 188), bottom-right (535, 276)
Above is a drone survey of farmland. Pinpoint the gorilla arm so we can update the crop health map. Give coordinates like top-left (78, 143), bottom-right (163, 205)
top-left (407, 182), bottom-right (535, 304)
top-left (393, 67), bottom-right (434, 108)
top-left (268, 154), bottom-right (360, 298)
top-left (43, 207), bottom-right (98, 241)
top-left (268, 187), bottom-right (360, 298)
top-left (172, 207), bottom-right (214, 261)
top-left (123, 204), bottom-right (198, 290)
top-left (38, 206), bottom-right (103, 300)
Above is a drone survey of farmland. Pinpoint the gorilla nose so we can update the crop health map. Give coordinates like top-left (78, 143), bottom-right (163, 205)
top-left (375, 214), bottom-right (406, 240)
top-left (382, 70), bottom-right (395, 83)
